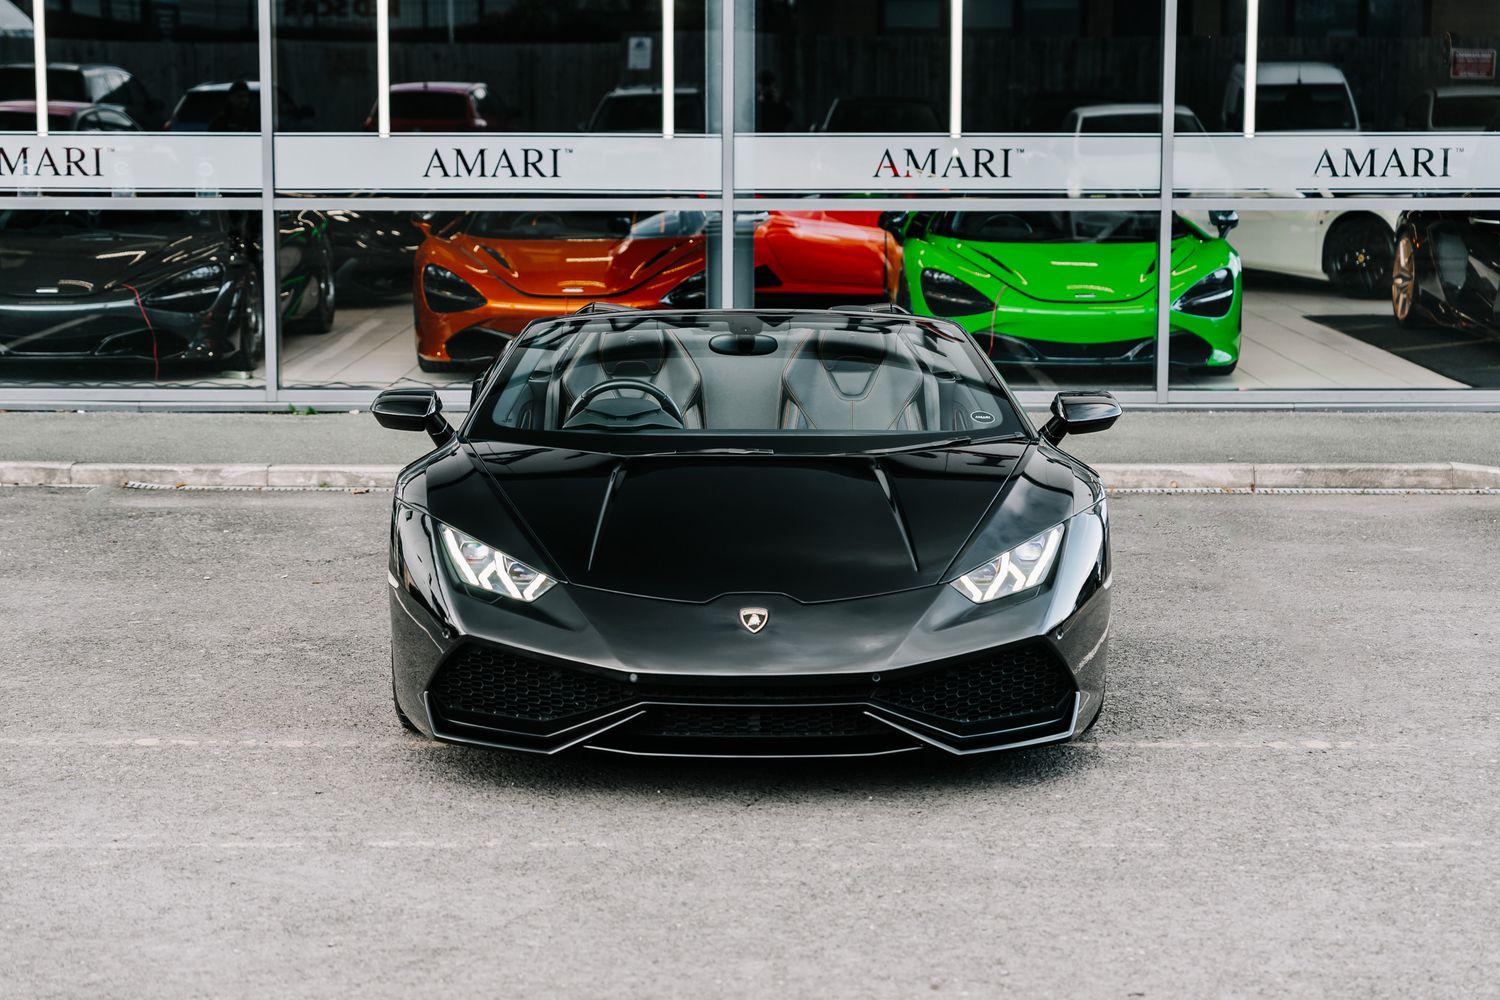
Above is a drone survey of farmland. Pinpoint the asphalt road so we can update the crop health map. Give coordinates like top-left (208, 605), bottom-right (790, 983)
top-left (2, 487), bottom-right (1498, 999)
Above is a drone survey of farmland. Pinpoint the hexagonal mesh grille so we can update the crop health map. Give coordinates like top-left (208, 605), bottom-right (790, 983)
top-left (874, 644), bottom-right (1072, 724)
top-left (431, 646), bottom-right (634, 723)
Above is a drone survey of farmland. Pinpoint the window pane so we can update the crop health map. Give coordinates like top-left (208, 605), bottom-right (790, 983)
top-left (744, 0), bottom-right (948, 133)
top-left (1176, 0), bottom-right (1500, 197)
top-left (275, 1), bottom-right (709, 134)
top-left (34, 0), bottom-right (261, 133)
top-left (1170, 207), bottom-right (1500, 390)
top-left (740, 208), bottom-right (1165, 391)
top-left (0, 207), bottom-right (264, 388)
top-left (278, 208), bottom-right (722, 389)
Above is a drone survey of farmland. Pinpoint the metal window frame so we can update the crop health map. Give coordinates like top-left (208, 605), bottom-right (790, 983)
top-left (4, 0), bottom-right (1500, 411)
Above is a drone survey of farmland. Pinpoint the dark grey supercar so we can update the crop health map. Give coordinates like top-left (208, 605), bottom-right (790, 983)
top-left (376, 306), bottom-right (1121, 758)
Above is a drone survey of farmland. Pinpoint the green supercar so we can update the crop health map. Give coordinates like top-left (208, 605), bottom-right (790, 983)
top-left (890, 211), bottom-right (1242, 374)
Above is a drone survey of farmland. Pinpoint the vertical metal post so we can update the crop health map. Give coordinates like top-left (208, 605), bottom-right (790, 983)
top-left (377, 0), bottom-right (391, 136)
top-left (1155, 0), bottom-right (1178, 403)
top-left (32, 0), bottom-right (48, 136)
top-left (949, 0), bottom-right (963, 137)
top-left (662, 0), bottom-right (675, 138)
top-left (719, 0), bottom-right (735, 306)
top-left (1243, 0), bottom-right (1258, 137)
top-left (259, 0), bottom-right (279, 400)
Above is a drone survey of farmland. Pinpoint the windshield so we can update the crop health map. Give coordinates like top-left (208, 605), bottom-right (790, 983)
top-left (1432, 93), bottom-right (1500, 128)
top-left (932, 210), bottom-right (1181, 243)
top-left (468, 312), bottom-right (1024, 450)
top-left (588, 93), bottom-right (705, 132)
top-left (0, 110), bottom-right (70, 130)
top-left (1258, 83), bottom-right (1356, 130)
top-left (825, 99), bottom-right (942, 132)
top-left (391, 90), bottom-right (470, 120)
top-left (1080, 112), bottom-right (1203, 132)
top-left (465, 210), bottom-right (707, 240)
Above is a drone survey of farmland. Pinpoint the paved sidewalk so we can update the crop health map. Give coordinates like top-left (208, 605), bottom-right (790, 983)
top-left (1, 408), bottom-right (1498, 489)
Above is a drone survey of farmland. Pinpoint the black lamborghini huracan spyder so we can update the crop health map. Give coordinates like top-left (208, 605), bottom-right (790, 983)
top-left (376, 304), bottom-right (1121, 758)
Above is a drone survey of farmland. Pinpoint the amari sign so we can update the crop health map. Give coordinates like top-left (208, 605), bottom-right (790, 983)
top-left (1175, 134), bottom-right (1500, 194)
top-left (740, 135), bottom-right (1161, 194)
top-left (273, 135), bottom-right (719, 193)
top-left (0, 136), bottom-right (260, 191)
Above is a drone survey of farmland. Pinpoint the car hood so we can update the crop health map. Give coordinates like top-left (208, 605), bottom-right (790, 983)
top-left (458, 235), bottom-right (702, 297)
top-left (0, 230), bottom-right (228, 297)
top-left (422, 440), bottom-right (1052, 603)
top-left (943, 237), bottom-right (1199, 304)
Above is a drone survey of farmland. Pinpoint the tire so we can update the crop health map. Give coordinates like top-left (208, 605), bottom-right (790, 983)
top-left (293, 242), bottom-right (338, 334)
top-left (392, 671), bottom-right (419, 733)
top-left (1391, 227), bottom-right (1429, 329)
top-left (1324, 214), bottom-right (1395, 299)
top-left (230, 276), bottom-right (264, 373)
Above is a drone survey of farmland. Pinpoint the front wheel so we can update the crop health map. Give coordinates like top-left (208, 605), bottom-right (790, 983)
top-left (1391, 228), bottom-right (1428, 328)
top-left (1325, 215), bottom-right (1395, 299)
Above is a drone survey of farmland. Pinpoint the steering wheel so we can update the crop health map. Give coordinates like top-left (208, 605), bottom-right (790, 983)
top-left (566, 378), bottom-right (686, 426)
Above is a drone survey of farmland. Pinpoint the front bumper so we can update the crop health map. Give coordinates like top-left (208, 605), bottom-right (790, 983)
top-left (0, 283), bottom-right (248, 365)
top-left (388, 503), bottom-right (1111, 758)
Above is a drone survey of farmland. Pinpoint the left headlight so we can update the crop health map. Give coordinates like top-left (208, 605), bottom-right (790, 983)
top-left (438, 523), bottom-right (556, 602)
top-left (951, 525), bottom-right (1064, 603)
top-left (144, 263), bottom-right (226, 312)
top-left (1173, 258), bottom-right (1239, 318)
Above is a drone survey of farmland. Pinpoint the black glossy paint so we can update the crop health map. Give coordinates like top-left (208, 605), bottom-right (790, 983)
top-left (0, 210), bottom-right (330, 370)
top-left (381, 307), bottom-right (1117, 758)
top-left (1397, 210), bottom-right (1500, 334)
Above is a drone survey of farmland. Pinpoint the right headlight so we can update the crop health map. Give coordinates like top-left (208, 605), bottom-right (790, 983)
top-left (951, 525), bottom-right (1064, 603)
top-left (919, 268), bottom-right (993, 317)
top-left (1173, 257), bottom-right (1239, 318)
top-left (423, 264), bottom-right (486, 313)
top-left (437, 523), bottom-right (556, 602)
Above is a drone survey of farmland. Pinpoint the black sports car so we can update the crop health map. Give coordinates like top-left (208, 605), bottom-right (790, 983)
top-left (0, 209), bottom-right (335, 373)
top-left (376, 305), bottom-right (1120, 757)
top-left (1392, 210), bottom-right (1500, 334)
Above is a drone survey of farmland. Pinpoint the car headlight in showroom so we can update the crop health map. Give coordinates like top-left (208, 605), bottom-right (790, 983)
top-left (438, 523), bottom-right (556, 602)
top-left (919, 268), bottom-right (993, 316)
top-left (1173, 259), bottom-right (1239, 318)
top-left (144, 263), bottom-right (225, 312)
top-left (951, 525), bottom-right (1064, 603)
top-left (423, 264), bottom-right (487, 313)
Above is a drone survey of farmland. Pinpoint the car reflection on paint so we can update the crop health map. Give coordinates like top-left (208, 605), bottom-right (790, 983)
top-left (0, 208), bottom-right (335, 375)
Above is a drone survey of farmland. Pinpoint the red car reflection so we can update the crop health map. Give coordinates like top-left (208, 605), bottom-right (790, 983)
top-left (412, 210), bottom-right (901, 371)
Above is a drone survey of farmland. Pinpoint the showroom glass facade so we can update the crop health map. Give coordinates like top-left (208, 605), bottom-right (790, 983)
top-left (1, 0), bottom-right (1498, 408)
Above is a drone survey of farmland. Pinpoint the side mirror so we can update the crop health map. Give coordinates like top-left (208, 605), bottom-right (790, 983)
top-left (1041, 391), bottom-right (1121, 445)
top-left (372, 387), bottom-right (454, 446)
top-left (877, 211), bottom-right (907, 243)
top-left (1208, 209), bottom-right (1239, 239)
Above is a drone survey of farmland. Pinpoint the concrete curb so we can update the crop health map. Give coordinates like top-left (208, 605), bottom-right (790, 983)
top-left (1092, 462), bottom-right (1500, 490)
top-left (0, 462), bottom-right (403, 489)
top-left (2, 460), bottom-right (1499, 491)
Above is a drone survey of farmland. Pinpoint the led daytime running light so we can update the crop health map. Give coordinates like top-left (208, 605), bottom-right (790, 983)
top-left (439, 525), bottom-right (555, 602)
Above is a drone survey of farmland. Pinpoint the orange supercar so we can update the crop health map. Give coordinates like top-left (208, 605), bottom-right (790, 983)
top-left (413, 210), bottom-right (901, 371)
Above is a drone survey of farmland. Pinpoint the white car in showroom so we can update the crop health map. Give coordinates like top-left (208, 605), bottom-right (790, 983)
top-left (1208, 62), bottom-right (1395, 298)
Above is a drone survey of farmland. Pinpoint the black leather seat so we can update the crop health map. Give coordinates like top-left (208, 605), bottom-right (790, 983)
top-left (778, 328), bottom-right (939, 431)
top-left (558, 326), bottom-right (706, 428)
